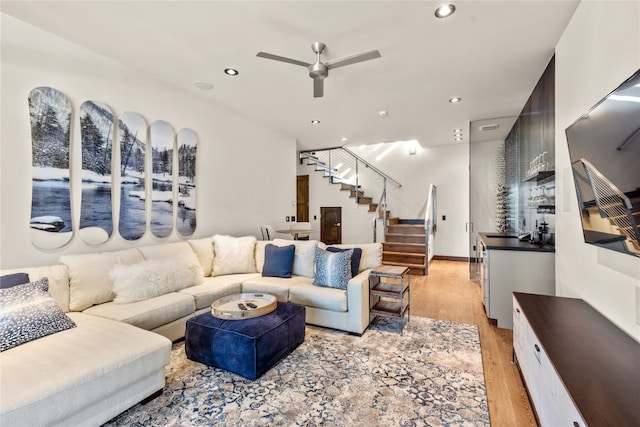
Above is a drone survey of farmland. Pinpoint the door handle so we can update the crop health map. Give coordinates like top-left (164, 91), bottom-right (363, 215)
top-left (335, 223), bottom-right (341, 227)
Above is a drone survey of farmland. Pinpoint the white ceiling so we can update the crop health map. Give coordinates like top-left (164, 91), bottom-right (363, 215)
top-left (1, 0), bottom-right (579, 151)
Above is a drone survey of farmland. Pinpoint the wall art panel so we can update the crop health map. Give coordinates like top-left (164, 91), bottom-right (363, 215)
top-left (176, 128), bottom-right (197, 236)
top-left (150, 120), bottom-right (175, 238)
top-left (28, 86), bottom-right (73, 249)
top-left (118, 111), bottom-right (147, 241)
top-left (79, 100), bottom-right (113, 244)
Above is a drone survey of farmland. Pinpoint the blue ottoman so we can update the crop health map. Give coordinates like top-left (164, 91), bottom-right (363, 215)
top-left (185, 301), bottom-right (305, 380)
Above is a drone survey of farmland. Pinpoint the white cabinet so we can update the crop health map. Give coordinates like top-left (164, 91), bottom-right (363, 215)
top-left (513, 295), bottom-right (586, 427)
top-left (483, 248), bottom-right (554, 328)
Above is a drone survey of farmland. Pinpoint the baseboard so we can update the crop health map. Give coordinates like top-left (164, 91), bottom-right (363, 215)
top-left (432, 255), bottom-right (468, 262)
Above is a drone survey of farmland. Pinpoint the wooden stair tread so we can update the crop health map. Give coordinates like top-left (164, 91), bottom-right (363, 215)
top-left (383, 261), bottom-right (426, 269)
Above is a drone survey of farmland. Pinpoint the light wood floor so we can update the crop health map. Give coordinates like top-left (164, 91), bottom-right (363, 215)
top-left (410, 259), bottom-right (536, 427)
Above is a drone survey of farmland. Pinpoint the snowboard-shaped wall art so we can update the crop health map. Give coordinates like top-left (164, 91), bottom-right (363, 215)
top-left (79, 100), bottom-right (114, 244)
top-left (149, 120), bottom-right (175, 238)
top-left (118, 112), bottom-right (147, 240)
top-left (28, 87), bottom-right (73, 249)
top-left (176, 128), bottom-right (197, 237)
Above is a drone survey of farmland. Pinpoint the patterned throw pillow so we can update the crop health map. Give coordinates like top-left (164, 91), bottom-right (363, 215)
top-left (313, 247), bottom-right (354, 290)
top-left (326, 246), bottom-right (362, 277)
top-left (0, 277), bottom-right (76, 352)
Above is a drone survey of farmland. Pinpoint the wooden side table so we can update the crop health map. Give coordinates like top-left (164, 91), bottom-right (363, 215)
top-left (368, 265), bottom-right (410, 334)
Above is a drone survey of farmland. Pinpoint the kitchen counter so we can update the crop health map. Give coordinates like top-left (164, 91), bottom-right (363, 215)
top-left (478, 232), bottom-right (555, 252)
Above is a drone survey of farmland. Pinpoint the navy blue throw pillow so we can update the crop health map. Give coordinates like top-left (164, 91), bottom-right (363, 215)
top-left (0, 272), bottom-right (30, 289)
top-left (327, 247), bottom-right (362, 277)
top-left (262, 244), bottom-right (295, 278)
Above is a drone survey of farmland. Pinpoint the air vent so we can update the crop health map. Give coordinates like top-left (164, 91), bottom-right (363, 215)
top-left (479, 124), bottom-right (499, 131)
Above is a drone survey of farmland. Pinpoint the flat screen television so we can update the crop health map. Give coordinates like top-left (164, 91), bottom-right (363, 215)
top-left (565, 68), bottom-right (640, 258)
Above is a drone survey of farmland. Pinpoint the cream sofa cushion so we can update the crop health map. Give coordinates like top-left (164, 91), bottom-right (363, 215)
top-left (241, 276), bottom-right (308, 301)
top-left (212, 235), bottom-right (257, 276)
top-left (254, 240), bottom-right (269, 273)
top-left (289, 281), bottom-right (348, 312)
top-left (59, 248), bottom-right (144, 312)
top-left (179, 274), bottom-right (257, 310)
top-left (188, 237), bottom-right (214, 276)
top-left (82, 292), bottom-right (195, 331)
top-left (272, 239), bottom-right (318, 278)
top-left (0, 265), bottom-right (70, 312)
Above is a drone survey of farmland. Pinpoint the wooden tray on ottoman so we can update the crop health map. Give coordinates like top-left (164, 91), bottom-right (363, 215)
top-left (211, 293), bottom-right (277, 320)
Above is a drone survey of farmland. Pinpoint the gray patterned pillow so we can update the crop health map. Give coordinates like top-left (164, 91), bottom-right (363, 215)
top-left (313, 247), bottom-right (354, 290)
top-left (0, 277), bottom-right (76, 352)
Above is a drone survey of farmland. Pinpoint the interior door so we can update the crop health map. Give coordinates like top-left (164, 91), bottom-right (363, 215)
top-left (321, 207), bottom-right (341, 244)
top-left (296, 175), bottom-right (309, 222)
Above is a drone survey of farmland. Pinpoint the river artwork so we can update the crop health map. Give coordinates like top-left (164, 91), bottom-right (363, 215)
top-left (28, 87), bottom-right (73, 249)
top-left (118, 111), bottom-right (147, 240)
top-left (150, 120), bottom-right (175, 238)
top-left (176, 128), bottom-right (197, 236)
top-left (79, 100), bottom-right (114, 244)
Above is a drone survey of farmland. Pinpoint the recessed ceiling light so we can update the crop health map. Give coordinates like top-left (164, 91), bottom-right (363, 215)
top-left (340, 137), bottom-right (348, 142)
top-left (224, 68), bottom-right (239, 76)
top-left (449, 97), bottom-right (462, 103)
top-left (193, 81), bottom-right (214, 90)
top-left (435, 4), bottom-right (456, 18)
top-left (455, 137), bottom-right (463, 141)
top-left (311, 119), bottom-right (320, 125)
top-left (378, 110), bottom-right (389, 117)
top-left (454, 128), bottom-right (463, 133)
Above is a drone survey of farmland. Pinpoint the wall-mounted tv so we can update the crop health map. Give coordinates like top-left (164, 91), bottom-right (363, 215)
top-left (565, 68), bottom-right (640, 258)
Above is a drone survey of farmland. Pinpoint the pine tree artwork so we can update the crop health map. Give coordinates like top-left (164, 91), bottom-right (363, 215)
top-left (176, 128), bottom-right (197, 236)
top-left (118, 112), bottom-right (147, 241)
top-left (79, 100), bottom-right (114, 244)
top-left (28, 87), bottom-right (73, 249)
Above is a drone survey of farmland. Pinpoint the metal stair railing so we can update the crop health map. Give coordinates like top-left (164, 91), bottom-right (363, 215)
top-left (300, 147), bottom-right (401, 241)
top-left (575, 158), bottom-right (640, 251)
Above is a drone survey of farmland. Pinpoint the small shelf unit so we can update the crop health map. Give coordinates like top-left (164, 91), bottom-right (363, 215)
top-left (368, 265), bottom-right (410, 333)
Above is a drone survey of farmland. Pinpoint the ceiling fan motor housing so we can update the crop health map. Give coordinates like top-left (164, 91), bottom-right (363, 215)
top-left (309, 62), bottom-right (328, 79)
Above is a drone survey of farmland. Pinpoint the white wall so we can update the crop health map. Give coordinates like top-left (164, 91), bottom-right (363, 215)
top-left (303, 141), bottom-right (470, 257)
top-left (0, 14), bottom-right (296, 269)
top-left (555, 1), bottom-right (640, 340)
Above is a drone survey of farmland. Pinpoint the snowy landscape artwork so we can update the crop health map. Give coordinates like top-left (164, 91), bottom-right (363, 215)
top-left (176, 128), bottom-right (197, 236)
top-left (118, 112), bottom-right (147, 240)
top-left (150, 120), bottom-right (174, 238)
top-left (79, 100), bottom-right (113, 244)
top-left (28, 86), bottom-right (73, 249)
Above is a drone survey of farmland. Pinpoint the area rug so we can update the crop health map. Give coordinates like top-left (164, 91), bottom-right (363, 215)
top-left (103, 317), bottom-right (489, 426)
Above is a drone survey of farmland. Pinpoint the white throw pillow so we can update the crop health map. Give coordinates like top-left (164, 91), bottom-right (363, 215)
top-left (211, 235), bottom-right (257, 276)
top-left (272, 239), bottom-right (318, 278)
top-left (110, 254), bottom-right (203, 304)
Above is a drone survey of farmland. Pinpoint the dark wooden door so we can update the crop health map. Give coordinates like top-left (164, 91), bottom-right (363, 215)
top-left (321, 207), bottom-right (341, 244)
top-left (296, 175), bottom-right (309, 222)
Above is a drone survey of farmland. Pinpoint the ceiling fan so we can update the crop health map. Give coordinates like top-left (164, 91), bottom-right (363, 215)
top-left (257, 42), bottom-right (381, 98)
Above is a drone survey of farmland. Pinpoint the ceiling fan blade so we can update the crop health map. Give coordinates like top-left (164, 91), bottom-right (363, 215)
top-left (256, 52), bottom-right (311, 67)
top-left (325, 50), bottom-right (381, 70)
top-left (313, 78), bottom-right (324, 98)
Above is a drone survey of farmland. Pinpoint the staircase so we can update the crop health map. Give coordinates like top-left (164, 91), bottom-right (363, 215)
top-left (382, 218), bottom-right (426, 275)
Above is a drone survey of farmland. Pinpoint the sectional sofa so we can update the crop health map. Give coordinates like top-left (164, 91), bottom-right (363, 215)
top-left (0, 235), bottom-right (382, 426)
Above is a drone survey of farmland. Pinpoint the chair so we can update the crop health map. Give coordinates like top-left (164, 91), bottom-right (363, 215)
top-left (260, 225), bottom-right (275, 240)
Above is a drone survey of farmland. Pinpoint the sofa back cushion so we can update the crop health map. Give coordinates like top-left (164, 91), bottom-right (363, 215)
top-left (272, 239), bottom-right (318, 278)
top-left (254, 240), bottom-right (269, 273)
top-left (0, 265), bottom-right (70, 312)
top-left (188, 237), bottom-right (214, 277)
top-left (211, 235), bottom-right (257, 276)
top-left (59, 248), bottom-right (144, 311)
